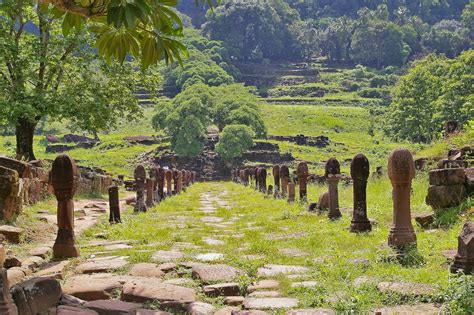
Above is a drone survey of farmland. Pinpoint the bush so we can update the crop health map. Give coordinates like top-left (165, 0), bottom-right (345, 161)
top-left (215, 125), bottom-right (255, 161)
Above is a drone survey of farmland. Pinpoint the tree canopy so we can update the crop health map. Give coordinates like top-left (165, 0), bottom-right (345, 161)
top-left (384, 50), bottom-right (473, 143)
top-left (215, 125), bottom-right (255, 161)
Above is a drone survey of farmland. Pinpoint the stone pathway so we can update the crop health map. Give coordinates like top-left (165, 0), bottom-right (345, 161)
top-left (12, 187), bottom-right (444, 314)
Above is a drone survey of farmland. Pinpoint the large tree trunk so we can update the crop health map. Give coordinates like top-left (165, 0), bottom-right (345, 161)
top-left (15, 118), bottom-right (37, 161)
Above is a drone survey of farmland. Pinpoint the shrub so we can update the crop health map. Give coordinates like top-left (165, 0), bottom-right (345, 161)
top-left (215, 125), bottom-right (255, 161)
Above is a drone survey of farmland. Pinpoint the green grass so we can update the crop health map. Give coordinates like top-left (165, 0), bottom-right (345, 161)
top-left (79, 179), bottom-right (473, 313)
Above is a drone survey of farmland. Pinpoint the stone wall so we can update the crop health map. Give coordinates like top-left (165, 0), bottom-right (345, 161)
top-left (0, 157), bottom-right (114, 220)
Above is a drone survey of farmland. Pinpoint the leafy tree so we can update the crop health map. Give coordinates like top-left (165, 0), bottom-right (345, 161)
top-left (226, 106), bottom-right (267, 138)
top-left (384, 51), bottom-right (473, 142)
top-left (0, 2), bottom-right (158, 160)
top-left (39, 0), bottom-right (218, 68)
top-left (203, 0), bottom-right (303, 61)
top-left (174, 115), bottom-right (207, 157)
top-left (351, 19), bottom-right (409, 67)
top-left (462, 0), bottom-right (474, 39)
top-left (424, 20), bottom-right (469, 57)
top-left (152, 83), bottom-right (266, 156)
top-left (319, 17), bottom-right (355, 63)
top-left (215, 125), bottom-right (255, 161)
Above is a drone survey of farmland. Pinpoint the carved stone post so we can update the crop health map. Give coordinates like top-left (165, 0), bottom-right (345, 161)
top-left (280, 165), bottom-right (289, 197)
top-left (350, 154), bottom-right (371, 232)
top-left (150, 167), bottom-right (159, 202)
top-left (165, 170), bottom-right (173, 196)
top-left (52, 154), bottom-right (80, 259)
top-left (259, 168), bottom-right (267, 193)
top-left (272, 165), bottom-right (280, 197)
top-left (157, 168), bottom-right (165, 201)
top-left (146, 178), bottom-right (154, 208)
top-left (0, 268), bottom-right (17, 315)
top-left (243, 169), bottom-right (249, 186)
top-left (387, 148), bottom-right (417, 249)
top-left (134, 165), bottom-right (147, 213)
top-left (255, 168), bottom-right (261, 191)
top-left (249, 168), bottom-right (256, 188)
top-left (108, 185), bottom-right (121, 224)
top-left (297, 162), bottom-right (309, 201)
top-left (451, 221), bottom-right (474, 275)
top-left (325, 158), bottom-right (342, 220)
top-left (287, 182), bottom-right (295, 203)
top-left (173, 169), bottom-right (179, 194)
top-left (177, 171), bottom-right (183, 193)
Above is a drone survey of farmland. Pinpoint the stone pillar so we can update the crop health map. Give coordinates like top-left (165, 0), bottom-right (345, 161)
top-left (176, 171), bottom-right (183, 193)
top-left (350, 154), bottom-right (371, 233)
top-left (297, 162), bottom-right (309, 201)
top-left (325, 157), bottom-right (342, 220)
top-left (52, 154), bottom-right (80, 259)
top-left (108, 185), bottom-right (121, 224)
top-left (149, 167), bottom-right (159, 202)
top-left (181, 170), bottom-right (187, 188)
top-left (157, 168), bottom-right (165, 200)
top-left (287, 182), bottom-right (295, 203)
top-left (243, 169), bottom-right (249, 186)
top-left (280, 165), bottom-right (289, 197)
top-left (272, 165), bottom-right (280, 197)
top-left (259, 168), bottom-right (267, 193)
top-left (387, 148), bottom-right (417, 249)
top-left (249, 168), bottom-right (256, 188)
top-left (173, 170), bottom-right (179, 194)
top-left (146, 178), bottom-right (154, 208)
top-left (165, 170), bottom-right (173, 196)
top-left (451, 221), bottom-right (474, 275)
top-left (134, 165), bottom-right (147, 213)
top-left (255, 168), bottom-right (261, 191)
top-left (0, 268), bottom-right (17, 315)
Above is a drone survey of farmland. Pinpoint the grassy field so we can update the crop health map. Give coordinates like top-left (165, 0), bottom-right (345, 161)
top-left (77, 179), bottom-right (473, 313)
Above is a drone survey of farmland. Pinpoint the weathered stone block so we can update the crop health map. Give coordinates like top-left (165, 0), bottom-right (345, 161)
top-left (11, 277), bottom-right (62, 315)
top-left (429, 168), bottom-right (466, 186)
top-left (426, 185), bottom-right (466, 209)
top-left (0, 167), bottom-right (21, 221)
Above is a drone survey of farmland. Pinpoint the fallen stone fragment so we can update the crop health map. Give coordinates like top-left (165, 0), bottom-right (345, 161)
top-left (11, 277), bottom-right (62, 315)
top-left (286, 309), bottom-right (336, 315)
top-left (0, 225), bottom-right (23, 243)
top-left (59, 293), bottom-right (87, 307)
top-left (4, 255), bottom-right (21, 268)
top-left (21, 256), bottom-right (44, 270)
top-left (192, 264), bottom-right (243, 284)
top-left (224, 296), bottom-right (245, 306)
top-left (36, 260), bottom-right (71, 279)
top-left (151, 250), bottom-right (184, 262)
top-left (6, 267), bottom-right (26, 287)
top-left (377, 282), bottom-right (436, 297)
top-left (62, 274), bottom-right (123, 301)
top-left (347, 258), bottom-right (371, 268)
top-left (243, 297), bottom-right (299, 310)
top-left (186, 302), bottom-right (215, 315)
top-left (28, 246), bottom-right (52, 258)
top-left (85, 299), bottom-right (141, 315)
top-left (203, 282), bottom-right (241, 297)
top-left (247, 280), bottom-right (280, 293)
top-left (121, 278), bottom-right (196, 309)
top-left (57, 305), bottom-right (99, 315)
top-left (414, 214), bottom-right (434, 228)
top-left (157, 262), bottom-right (177, 273)
top-left (76, 256), bottom-right (128, 274)
top-left (257, 264), bottom-right (309, 277)
top-left (129, 263), bottom-right (165, 278)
